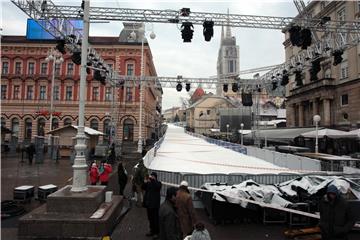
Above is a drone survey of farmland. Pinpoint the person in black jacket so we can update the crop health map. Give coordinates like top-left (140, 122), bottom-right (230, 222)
top-left (117, 162), bottom-right (128, 196)
top-left (319, 184), bottom-right (355, 240)
top-left (26, 143), bottom-right (36, 164)
top-left (142, 171), bottom-right (162, 239)
top-left (159, 187), bottom-right (182, 240)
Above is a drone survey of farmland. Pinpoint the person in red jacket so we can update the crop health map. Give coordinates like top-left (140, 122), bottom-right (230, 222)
top-left (99, 162), bottom-right (113, 185)
top-left (89, 163), bottom-right (99, 185)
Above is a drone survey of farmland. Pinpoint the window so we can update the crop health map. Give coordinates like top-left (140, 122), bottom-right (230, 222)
top-left (26, 86), bottom-right (33, 100)
top-left (228, 60), bottom-right (236, 73)
top-left (55, 63), bottom-right (61, 75)
top-left (103, 119), bottom-right (111, 143)
top-left (90, 119), bottom-right (99, 130)
top-left (11, 118), bottom-right (19, 137)
top-left (92, 87), bottom-right (99, 101)
top-left (337, 8), bottom-right (346, 22)
top-left (105, 87), bottom-right (112, 101)
top-left (53, 86), bottom-right (59, 100)
top-left (340, 61), bottom-right (349, 79)
top-left (65, 86), bottom-right (72, 100)
top-left (2, 62), bottom-right (9, 74)
top-left (37, 118), bottom-right (46, 136)
top-left (1, 85), bottom-right (7, 99)
top-left (39, 86), bottom-right (46, 100)
top-left (28, 62), bottom-right (35, 75)
top-left (1, 117), bottom-right (5, 127)
top-left (126, 87), bottom-right (132, 101)
top-left (67, 63), bottom-right (74, 75)
top-left (13, 85), bottom-right (20, 99)
top-left (64, 118), bottom-right (72, 126)
top-left (341, 94), bottom-right (348, 106)
top-left (41, 62), bottom-right (47, 75)
top-left (15, 62), bottom-right (22, 74)
top-left (126, 63), bottom-right (134, 76)
top-left (107, 63), bottom-right (113, 69)
top-left (24, 118), bottom-right (32, 140)
top-left (207, 110), bottom-right (211, 115)
top-left (51, 118), bottom-right (59, 130)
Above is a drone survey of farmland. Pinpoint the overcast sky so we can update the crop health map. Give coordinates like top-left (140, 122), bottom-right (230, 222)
top-left (1, 0), bottom-right (299, 110)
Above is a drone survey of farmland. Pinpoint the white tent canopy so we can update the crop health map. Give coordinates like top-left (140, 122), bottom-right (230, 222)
top-left (148, 124), bottom-right (294, 175)
top-left (300, 128), bottom-right (350, 139)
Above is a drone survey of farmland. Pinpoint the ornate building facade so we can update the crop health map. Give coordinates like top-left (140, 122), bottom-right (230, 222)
top-left (1, 24), bottom-right (162, 145)
top-left (285, 1), bottom-right (360, 129)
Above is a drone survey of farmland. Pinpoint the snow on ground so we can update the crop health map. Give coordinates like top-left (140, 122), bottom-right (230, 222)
top-left (148, 124), bottom-right (295, 175)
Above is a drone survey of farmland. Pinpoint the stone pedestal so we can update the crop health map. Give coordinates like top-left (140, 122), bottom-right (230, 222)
top-left (18, 185), bottom-right (123, 240)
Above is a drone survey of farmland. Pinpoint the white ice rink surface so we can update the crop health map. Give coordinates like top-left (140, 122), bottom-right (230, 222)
top-left (148, 125), bottom-right (294, 175)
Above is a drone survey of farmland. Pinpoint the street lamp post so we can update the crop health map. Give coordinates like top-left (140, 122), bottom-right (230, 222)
top-left (313, 114), bottom-right (321, 154)
top-left (137, 24), bottom-right (155, 153)
top-left (71, 0), bottom-right (90, 192)
top-left (45, 49), bottom-right (63, 132)
top-left (226, 124), bottom-right (230, 141)
top-left (240, 123), bottom-right (244, 146)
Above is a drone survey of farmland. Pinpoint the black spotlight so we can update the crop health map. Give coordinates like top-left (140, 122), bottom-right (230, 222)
top-left (281, 70), bottom-right (289, 86)
top-left (272, 81), bottom-right (278, 90)
top-left (71, 51), bottom-right (81, 65)
top-left (86, 62), bottom-right (92, 74)
top-left (180, 8), bottom-right (191, 17)
top-left (41, 0), bottom-right (47, 12)
top-left (203, 20), bottom-right (214, 42)
top-left (310, 59), bottom-right (321, 81)
top-left (94, 70), bottom-right (106, 85)
top-left (294, 70), bottom-right (303, 86)
top-left (232, 83), bottom-right (238, 92)
top-left (300, 28), bottom-right (312, 49)
top-left (288, 26), bottom-right (302, 47)
top-left (223, 84), bottom-right (228, 93)
top-left (181, 22), bottom-right (194, 42)
top-left (176, 82), bottom-right (183, 92)
top-left (332, 50), bottom-right (344, 66)
top-left (185, 83), bottom-right (191, 92)
top-left (55, 40), bottom-right (66, 54)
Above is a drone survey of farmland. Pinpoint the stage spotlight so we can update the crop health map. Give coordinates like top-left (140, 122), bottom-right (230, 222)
top-left (176, 82), bottom-right (183, 92)
top-left (288, 26), bottom-right (302, 47)
top-left (185, 83), bottom-right (191, 92)
top-left (181, 22), bottom-right (194, 42)
top-left (203, 20), bottom-right (214, 42)
top-left (223, 84), bottom-right (228, 93)
top-left (232, 83), bottom-right (238, 92)
top-left (332, 50), bottom-right (344, 66)
top-left (281, 70), bottom-right (289, 86)
top-left (71, 51), bottom-right (81, 65)
top-left (272, 81), bottom-right (278, 90)
top-left (94, 70), bottom-right (106, 85)
top-left (242, 92), bottom-right (253, 107)
top-left (300, 28), bottom-right (312, 49)
top-left (55, 40), bottom-right (66, 54)
top-left (86, 62), bottom-right (92, 75)
top-left (180, 8), bottom-right (191, 17)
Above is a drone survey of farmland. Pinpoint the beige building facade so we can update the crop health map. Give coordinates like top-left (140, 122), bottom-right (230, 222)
top-left (285, 1), bottom-right (360, 130)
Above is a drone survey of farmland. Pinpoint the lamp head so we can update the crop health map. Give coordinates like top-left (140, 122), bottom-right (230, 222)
top-left (313, 114), bottom-right (321, 123)
top-left (240, 123), bottom-right (244, 127)
top-left (149, 31), bottom-right (156, 39)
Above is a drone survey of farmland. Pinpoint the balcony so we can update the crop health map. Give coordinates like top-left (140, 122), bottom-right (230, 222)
top-left (290, 77), bottom-right (335, 96)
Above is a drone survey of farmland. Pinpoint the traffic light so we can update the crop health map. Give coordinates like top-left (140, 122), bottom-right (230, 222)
top-left (203, 20), bottom-right (214, 42)
top-left (181, 22), bottom-right (194, 42)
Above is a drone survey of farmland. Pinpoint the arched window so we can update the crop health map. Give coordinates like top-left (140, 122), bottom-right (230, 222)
top-left (123, 118), bottom-right (134, 141)
top-left (90, 119), bottom-right (99, 130)
top-left (52, 118), bottom-right (59, 130)
top-left (11, 118), bottom-right (19, 137)
top-left (324, 68), bottom-right (332, 78)
top-left (24, 118), bottom-right (32, 140)
top-left (64, 118), bottom-right (72, 126)
top-left (1, 117), bottom-right (5, 127)
top-left (37, 118), bottom-right (46, 136)
top-left (103, 119), bottom-right (111, 143)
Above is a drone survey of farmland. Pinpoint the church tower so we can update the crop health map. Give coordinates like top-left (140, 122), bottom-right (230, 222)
top-left (216, 9), bottom-right (240, 96)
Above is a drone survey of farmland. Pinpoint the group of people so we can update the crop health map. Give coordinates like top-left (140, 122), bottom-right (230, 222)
top-left (141, 172), bottom-right (211, 240)
top-left (89, 161), bottom-right (113, 186)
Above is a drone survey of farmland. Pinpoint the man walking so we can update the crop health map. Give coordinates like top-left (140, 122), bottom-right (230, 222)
top-left (143, 172), bottom-right (162, 239)
top-left (319, 184), bottom-right (355, 240)
top-left (176, 181), bottom-right (197, 238)
top-left (26, 143), bottom-right (36, 164)
top-left (159, 187), bottom-right (182, 240)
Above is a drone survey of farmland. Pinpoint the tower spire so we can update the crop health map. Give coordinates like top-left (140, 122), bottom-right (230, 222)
top-left (226, 8), bottom-right (231, 38)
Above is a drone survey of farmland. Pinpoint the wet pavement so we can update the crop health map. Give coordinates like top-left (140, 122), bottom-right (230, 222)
top-left (2, 152), bottom-right (359, 240)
